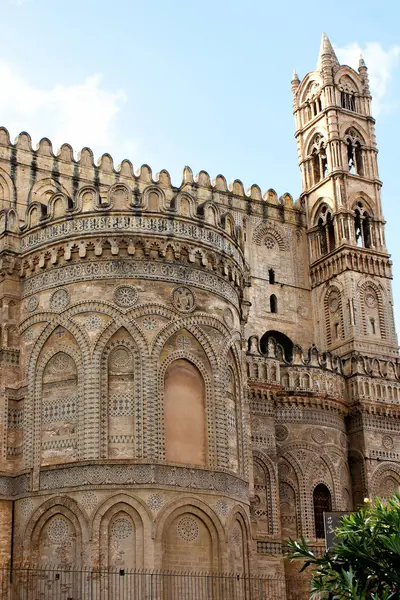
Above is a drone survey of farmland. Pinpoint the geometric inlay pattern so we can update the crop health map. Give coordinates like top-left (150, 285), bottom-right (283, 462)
top-left (177, 517), bottom-right (199, 541)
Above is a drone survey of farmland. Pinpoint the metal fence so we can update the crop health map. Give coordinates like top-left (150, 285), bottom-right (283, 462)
top-left (0, 567), bottom-right (310, 600)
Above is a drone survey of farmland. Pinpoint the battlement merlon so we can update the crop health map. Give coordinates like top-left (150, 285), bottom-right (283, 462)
top-left (0, 127), bottom-right (305, 234)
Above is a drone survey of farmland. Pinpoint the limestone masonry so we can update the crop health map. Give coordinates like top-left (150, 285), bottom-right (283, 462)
top-left (0, 34), bottom-right (399, 585)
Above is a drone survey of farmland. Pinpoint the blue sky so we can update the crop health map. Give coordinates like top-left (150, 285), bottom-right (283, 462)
top-left (1, 0), bottom-right (400, 325)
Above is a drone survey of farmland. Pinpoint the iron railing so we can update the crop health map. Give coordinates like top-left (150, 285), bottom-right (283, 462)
top-left (0, 566), bottom-right (310, 600)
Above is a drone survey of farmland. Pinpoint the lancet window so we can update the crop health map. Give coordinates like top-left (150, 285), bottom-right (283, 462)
top-left (338, 75), bottom-right (358, 113)
top-left (315, 206), bottom-right (335, 257)
top-left (341, 91), bottom-right (356, 112)
top-left (354, 201), bottom-right (371, 249)
top-left (313, 484), bottom-right (332, 539)
top-left (303, 81), bottom-right (322, 123)
top-left (345, 129), bottom-right (364, 176)
top-left (309, 135), bottom-right (327, 184)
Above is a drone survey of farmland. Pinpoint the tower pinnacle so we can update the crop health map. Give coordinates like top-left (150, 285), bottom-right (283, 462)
top-left (316, 32), bottom-right (340, 71)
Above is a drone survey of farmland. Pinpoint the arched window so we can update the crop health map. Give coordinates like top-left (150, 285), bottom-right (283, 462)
top-left (345, 129), bottom-right (364, 176)
top-left (268, 269), bottom-right (275, 284)
top-left (260, 330), bottom-right (294, 361)
top-left (326, 213), bottom-right (335, 251)
top-left (310, 135), bottom-right (327, 185)
top-left (164, 359), bottom-right (206, 466)
top-left (316, 206), bottom-right (335, 257)
top-left (313, 484), bottom-right (332, 539)
top-left (341, 90), bottom-right (356, 112)
top-left (318, 217), bottom-right (328, 255)
top-left (303, 81), bottom-right (322, 123)
top-left (270, 294), bottom-right (278, 314)
top-left (354, 201), bottom-right (371, 248)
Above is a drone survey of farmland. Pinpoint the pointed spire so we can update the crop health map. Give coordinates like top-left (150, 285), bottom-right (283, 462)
top-left (359, 54), bottom-right (367, 70)
top-left (316, 32), bottom-right (340, 71)
top-left (291, 68), bottom-right (300, 105)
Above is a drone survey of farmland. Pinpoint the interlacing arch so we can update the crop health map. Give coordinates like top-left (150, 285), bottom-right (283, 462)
top-left (252, 451), bottom-right (279, 535)
top-left (370, 463), bottom-right (400, 498)
top-left (152, 319), bottom-right (219, 370)
top-left (93, 315), bottom-right (149, 359)
top-left (91, 493), bottom-right (152, 568)
top-left (158, 348), bottom-right (214, 465)
top-left (22, 496), bottom-right (88, 565)
top-left (25, 319), bottom-right (90, 469)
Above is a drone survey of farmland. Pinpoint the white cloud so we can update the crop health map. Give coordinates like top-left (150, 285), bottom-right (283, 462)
top-left (335, 42), bottom-right (400, 116)
top-left (0, 60), bottom-right (137, 164)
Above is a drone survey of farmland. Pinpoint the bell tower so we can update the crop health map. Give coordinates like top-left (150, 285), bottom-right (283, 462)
top-left (292, 33), bottom-right (398, 360)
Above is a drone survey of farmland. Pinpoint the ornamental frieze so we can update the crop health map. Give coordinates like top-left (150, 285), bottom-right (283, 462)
top-left (20, 214), bottom-right (244, 266)
top-left (22, 259), bottom-right (240, 306)
top-left (38, 464), bottom-right (248, 499)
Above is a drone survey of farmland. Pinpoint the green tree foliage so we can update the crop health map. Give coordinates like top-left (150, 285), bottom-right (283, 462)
top-left (287, 492), bottom-right (400, 599)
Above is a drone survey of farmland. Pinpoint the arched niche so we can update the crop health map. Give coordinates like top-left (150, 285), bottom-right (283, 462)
top-left (161, 507), bottom-right (220, 573)
top-left (226, 363), bottom-right (240, 473)
top-left (228, 514), bottom-right (249, 575)
top-left (324, 286), bottom-right (344, 346)
top-left (164, 359), bottom-right (206, 466)
top-left (260, 330), bottom-right (294, 361)
top-left (98, 502), bottom-right (144, 569)
top-left (25, 499), bottom-right (87, 568)
top-left (107, 346), bottom-right (135, 459)
top-left (38, 514), bottom-right (77, 566)
top-left (41, 352), bottom-right (78, 466)
top-left (279, 482), bottom-right (299, 539)
top-left (252, 456), bottom-right (274, 536)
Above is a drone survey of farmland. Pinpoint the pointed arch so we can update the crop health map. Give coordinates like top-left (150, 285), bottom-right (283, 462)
top-left (163, 358), bottom-right (207, 466)
top-left (155, 497), bottom-right (223, 573)
top-left (91, 494), bottom-right (151, 569)
top-left (157, 326), bottom-right (216, 465)
top-left (313, 483), bottom-right (332, 539)
top-left (370, 463), bottom-right (400, 498)
top-left (358, 280), bottom-right (387, 340)
top-left (252, 451), bottom-right (279, 535)
top-left (24, 318), bottom-right (90, 470)
top-left (0, 167), bottom-right (16, 209)
top-left (99, 327), bottom-right (142, 459)
top-left (226, 508), bottom-right (250, 574)
top-left (324, 285), bottom-right (344, 346)
top-left (23, 496), bottom-right (88, 566)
